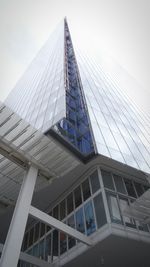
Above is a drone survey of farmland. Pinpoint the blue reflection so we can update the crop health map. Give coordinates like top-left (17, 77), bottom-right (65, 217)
top-left (84, 201), bottom-right (96, 235)
top-left (75, 208), bottom-right (85, 233)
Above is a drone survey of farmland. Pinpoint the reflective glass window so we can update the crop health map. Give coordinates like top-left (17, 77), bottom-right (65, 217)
top-left (52, 230), bottom-right (58, 261)
top-left (68, 215), bottom-right (76, 249)
top-left (119, 197), bottom-right (135, 227)
top-left (84, 201), bottom-right (96, 235)
top-left (134, 182), bottom-right (144, 197)
top-left (45, 233), bottom-right (51, 262)
top-left (75, 207), bottom-right (85, 233)
top-left (93, 193), bottom-right (107, 228)
top-left (39, 239), bottom-right (45, 260)
top-left (67, 193), bottom-right (74, 215)
top-left (124, 179), bottom-right (136, 198)
top-left (60, 200), bottom-right (66, 220)
top-left (28, 228), bottom-right (34, 247)
top-left (34, 222), bottom-right (40, 243)
top-left (23, 232), bottom-right (29, 251)
top-left (82, 179), bottom-right (91, 201)
top-left (53, 206), bottom-right (59, 219)
top-left (90, 170), bottom-right (100, 194)
top-left (33, 244), bottom-right (39, 257)
top-left (40, 223), bottom-right (45, 238)
top-left (101, 170), bottom-right (114, 190)
top-left (74, 186), bottom-right (82, 208)
top-left (107, 194), bottom-right (121, 223)
top-left (113, 174), bottom-right (126, 194)
top-left (60, 232), bottom-right (67, 255)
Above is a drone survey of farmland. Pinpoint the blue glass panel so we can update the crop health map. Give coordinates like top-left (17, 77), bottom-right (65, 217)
top-left (84, 201), bottom-right (96, 235)
top-left (75, 207), bottom-right (85, 233)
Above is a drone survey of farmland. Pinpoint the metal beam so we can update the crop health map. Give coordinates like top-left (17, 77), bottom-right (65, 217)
top-left (0, 165), bottom-right (38, 267)
top-left (29, 205), bottom-right (92, 246)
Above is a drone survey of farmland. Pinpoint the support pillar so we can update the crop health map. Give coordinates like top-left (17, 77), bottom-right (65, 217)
top-left (0, 165), bottom-right (38, 267)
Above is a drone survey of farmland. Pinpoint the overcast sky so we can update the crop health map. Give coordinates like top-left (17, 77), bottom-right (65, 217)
top-left (0, 0), bottom-right (150, 115)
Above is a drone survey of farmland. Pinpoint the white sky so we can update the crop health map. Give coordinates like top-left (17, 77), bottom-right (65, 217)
top-left (0, 0), bottom-right (150, 115)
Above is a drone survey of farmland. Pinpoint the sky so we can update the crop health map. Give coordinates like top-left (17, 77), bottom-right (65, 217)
top-left (0, 0), bottom-right (150, 115)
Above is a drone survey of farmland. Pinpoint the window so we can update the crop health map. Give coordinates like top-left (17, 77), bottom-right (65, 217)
top-left (75, 207), bottom-right (85, 233)
top-left (40, 223), bottom-right (45, 238)
top-left (67, 193), bottom-right (74, 215)
top-left (53, 206), bottom-right (59, 219)
top-left (101, 170), bottom-right (114, 190)
top-left (45, 233), bottom-right (51, 262)
top-left (28, 228), bottom-right (34, 247)
top-left (34, 222), bottom-right (40, 243)
top-left (39, 239), bottom-right (45, 260)
top-left (84, 201), bottom-right (96, 235)
top-left (107, 194), bottom-right (121, 223)
top-left (113, 174), bottom-right (126, 194)
top-left (93, 193), bottom-right (107, 228)
top-left (52, 230), bottom-right (58, 261)
top-left (90, 170), bottom-right (100, 194)
top-left (60, 200), bottom-right (66, 220)
top-left (119, 197), bottom-right (135, 228)
top-left (134, 182), bottom-right (144, 197)
top-left (124, 179), bottom-right (136, 198)
top-left (74, 186), bottom-right (82, 208)
top-left (60, 232), bottom-right (67, 255)
top-left (68, 215), bottom-right (76, 249)
top-left (82, 179), bottom-right (91, 201)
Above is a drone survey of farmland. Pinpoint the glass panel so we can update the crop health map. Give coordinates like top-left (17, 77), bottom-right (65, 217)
top-left (28, 228), bottom-right (34, 247)
top-left (60, 232), bottom-right (67, 255)
top-left (33, 244), bottom-right (39, 257)
top-left (40, 223), bottom-right (45, 238)
top-left (101, 170), bottom-right (114, 190)
top-left (68, 215), bottom-right (76, 249)
top-left (124, 179), bottom-right (136, 198)
top-left (67, 193), bottom-right (74, 215)
top-left (75, 207), bottom-right (85, 233)
top-left (119, 197), bottom-right (135, 228)
top-left (90, 170), bottom-right (100, 194)
top-left (45, 233), bottom-right (51, 262)
top-left (82, 179), bottom-right (91, 201)
top-left (74, 186), bottom-right (82, 208)
top-left (60, 200), bottom-right (66, 220)
top-left (53, 206), bottom-right (59, 219)
top-left (39, 239), bottom-right (45, 260)
top-left (107, 194), bottom-right (121, 223)
top-left (134, 182), bottom-right (144, 197)
top-left (34, 222), bottom-right (40, 243)
top-left (113, 174), bottom-right (126, 194)
top-left (23, 232), bottom-right (29, 251)
top-left (94, 193), bottom-right (107, 228)
top-left (52, 230), bottom-right (58, 261)
top-left (84, 201), bottom-right (96, 235)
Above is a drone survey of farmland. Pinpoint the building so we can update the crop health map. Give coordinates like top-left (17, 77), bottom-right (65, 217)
top-left (0, 18), bottom-right (150, 267)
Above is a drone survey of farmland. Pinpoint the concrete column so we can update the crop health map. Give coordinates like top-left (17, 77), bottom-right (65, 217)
top-left (0, 165), bottom-right (38, 267)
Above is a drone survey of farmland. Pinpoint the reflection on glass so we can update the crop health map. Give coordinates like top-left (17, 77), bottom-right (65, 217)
top-left (68, 215), bottom-right (76, 249)
top-left (82, 179), bottom-right (91, 201)
top-left (74, 186), bottom-right (82, 208)
top-left (60, 232), bottom-right (67, 255)
top-left (113, 174), bottom-right (126, 194)
top-left (93, 193), bottom-right (107, 228)
top-left (101, 170), bottom-right (114, 190)
top-left (67, 193), bottom-right (74, 215)
top-left (52, 230), bottom-right (58, 261)
top-left (90, 170), bottom-right (100, 194)
top-left (45, 233), bottom-right (51, 262)
top-left (124, 179), bottom-right (136, 198)
top-left (60, 200), bottom-right (66, 220)
top-left (39, 239), bottom-right (45, 260)
top-left (119, 197), bottom-right (135, 227)
top-left (84, 201), bottom-right (96, 235)
top-left (75, 208), bottom-right (85, 233)
top-left (107, 194), bottom-right (121, 223)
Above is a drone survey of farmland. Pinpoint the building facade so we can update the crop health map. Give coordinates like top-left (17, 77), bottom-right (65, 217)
top-left (2, 18), bottom-right (150, 267)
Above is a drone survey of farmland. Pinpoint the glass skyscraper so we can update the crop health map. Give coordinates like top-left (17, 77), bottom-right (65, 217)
top-left (3, 18), bottom-right (150, 267)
